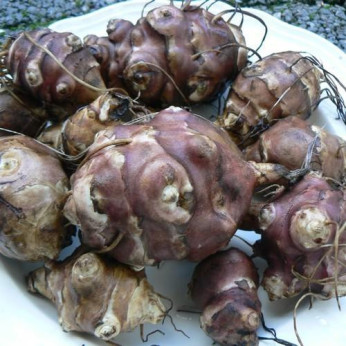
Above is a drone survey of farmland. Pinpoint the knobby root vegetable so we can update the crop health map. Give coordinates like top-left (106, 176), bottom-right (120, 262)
top-left (216, 51), bottom-right (322, 146)
top-left (63, 106), bottom-right (291, 267)
top-left (0, 86), bottom-right (46, 137)
top-left (244, 116), bottom-right (346, 183)
top-left (189, 247), bottom-right (261, 346)
top-left (37, 91), bottom-right (147, 156)
top-left (0, 135), bottom-right (70, 261)
top-left (27, 250), bottom-right (166, 341)
top-left (4, 29), bottom-right (106, 115)
top-left (84, 2), bottom-right (247, 106)
top-left (254, 173), bottom-right (346, 300)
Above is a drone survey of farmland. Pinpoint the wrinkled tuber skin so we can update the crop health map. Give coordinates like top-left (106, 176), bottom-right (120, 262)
top-left (189, 247), bottom-right (261, 346)
top-left (217, 51), bottom-right (321, 146)
top-left (5, 29), bottom-right (105, 113)
top-left (64, 106), bottom-right (258, 266)
top-left (27, 250), bottom-right (166, 341)
top-left (0, 135), bottom-right (70, 261)
top-left (254, 173), bottom-right (346, 300)
top-left (37, 92), bottom-right (140, 156)
top-left (244, 116), bottom-right (346, 183)
top-left (85, 3), bottom-right (247, 106)
top-left (0, 87), bottom-right (45, 137)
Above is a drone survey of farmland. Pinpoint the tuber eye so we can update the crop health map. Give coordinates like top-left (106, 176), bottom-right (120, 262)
top-left (290, 206), bottom-right (332, 250)
top-left (0, 152), bottom-right (20, 176)
top-left (161, 185), bottom-right (179, 203)
top-left (72, 253), bottom-right (101, 284)
top-left (56, 82), bottom-right (71, 96)
top-left (65, 34), bottom-right (82, 51)
top-left (95, 324), bottom-right (119, 340)
top-left (25, 63), bottom-right (43, 87)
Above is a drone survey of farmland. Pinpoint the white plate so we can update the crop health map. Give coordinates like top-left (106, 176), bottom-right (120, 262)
top-left (1, 1), bottom-right (345, 346)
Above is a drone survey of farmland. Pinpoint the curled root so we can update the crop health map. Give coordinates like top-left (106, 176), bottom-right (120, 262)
top-left (191, 42), bottom-right (262, 61)
top-left (155, 293), bottom-right (190, 340)
top-left (293, 223), bottom-right (346, 346)
top-left (140, 324), bottom-right (165, 343)
top-left (291, 54), bottom-right (346, 124)
top-left (259, 313), bottom-right (298, 346)
top-left (214, 7), bottom-right (268, 56)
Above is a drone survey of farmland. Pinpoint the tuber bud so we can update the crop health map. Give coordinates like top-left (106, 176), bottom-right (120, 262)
top-left (27, 250), bottom-right (166, 341)
top-left (189, 247), bottom-right (261, 346)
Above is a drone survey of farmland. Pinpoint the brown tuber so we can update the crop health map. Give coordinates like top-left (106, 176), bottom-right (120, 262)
top-left (243, 116), bottom-right (346, 183)
top-left (217, 51), bottom-right (322, 146)
top-left (0, 135), bottom-right (70, 261)
top-left (0, 86), bottom-right (46, 137)
top-left (63, 106), bottom-right (291, 267)
top-left (84, 3), bottom-right (247, 106)
top-left (4, 28), bottom-right (106, 115)
top-left (37, 91), bottom-right (143, 156)
top-left (27, 250), bottom-right (166, 341)
top-left (189, 247), bottom-right (261, 346)
top-left (253, 173), bottom-right (346, 300)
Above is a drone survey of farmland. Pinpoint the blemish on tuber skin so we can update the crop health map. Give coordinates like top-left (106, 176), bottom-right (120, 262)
top-left (27, 250), bottom-right (166, 342)
top-left (0, 135), bottom-right (70, 261)
top-left (254, 173), bottom-right (346, 300)
top-left (189, 247), bottom-right (261, 346)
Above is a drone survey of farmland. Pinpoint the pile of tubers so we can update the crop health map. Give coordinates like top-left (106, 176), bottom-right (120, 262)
top-left (0, 0), bottom-right (345, 345)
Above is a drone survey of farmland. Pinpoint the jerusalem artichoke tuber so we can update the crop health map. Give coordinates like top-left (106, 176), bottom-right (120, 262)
top-left (189, 247), bottom-right (261, 346)
top-left (84, 2), bottom-right (248, 106)
top-left (216, 51), bottom-right (323, 146)
top-left (0, 135), bottom-right (70, 261)
top-left (37, 91), bottom-right (144, 156)
top-left (254, 173), bottom-right (346, 300)
top-left (27, 249), bottom-right (166, 341)
top-left (4, 29), bottom-right (106, 115)
top-left (243, 116), bottom-right (346, 183)
top-left (63, 106), bottom-right (292, 267)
